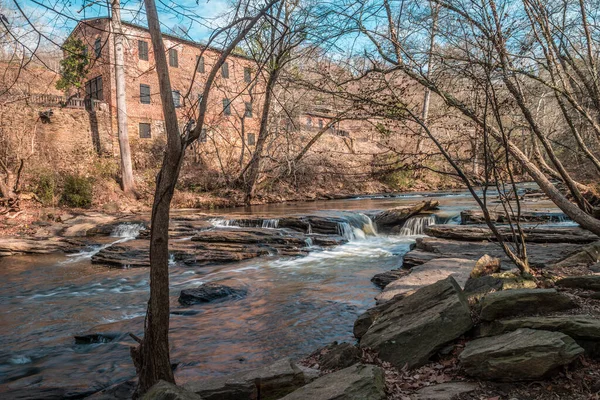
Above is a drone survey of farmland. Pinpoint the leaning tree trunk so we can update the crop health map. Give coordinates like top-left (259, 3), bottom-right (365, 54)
top-left (112, 0), bottom-right (136, 197)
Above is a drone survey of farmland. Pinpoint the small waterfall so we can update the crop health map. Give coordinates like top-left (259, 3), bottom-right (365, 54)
top-left (209, 218), bottom-right (236, 227)
top-left (399, 215), bottom-right (436, 236)
top-left (304, 237), bottom-right (314, 248)
top-left (336, 222), bottom-right (355, 241)
top-left (261, 219), bottom-right (279, 229)
top-left (336, 213), bottom-right (377, 241)
top-left (110, 223), bottom-right (146, 239)
top-left (307, 223), bottom-right (313, 234)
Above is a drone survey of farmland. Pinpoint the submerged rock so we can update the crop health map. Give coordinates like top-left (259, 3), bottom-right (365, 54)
top-left (479, 288), bottom-right (578, 322)
top-left (478, 315), bottom-right (600, 357)
top-left (459, 328), bottom-right (584, 381)
top-left (74, 333), bottom-right (121, 344)
top-left (178, 283), bottom-right (247, 305)
top-left (360, 276), bottom-right (473, 369)
top-left (280, 364), bottom-right (386, 400)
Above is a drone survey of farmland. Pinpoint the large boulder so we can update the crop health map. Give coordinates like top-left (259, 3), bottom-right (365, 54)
top-left (360, 276), bottom-right (473, 369)
top-left (463, 274), bottom-right (537, 300)
top-left (556, 275), bottom-right (600, 291)
top-left (459, 329), bottom-right (584, 381)
top-left (309, 342), bottom-right (362, 371)
top-left (184, 358), bottom-right (309, 400)
top-left (470, 254), bottom-right (501, 278)
top-left (179, 283), bottom-right (247, 305)
top-left (280, 364), bottom-right (386, 400)
top-left (142, 381), bottom-right (202, 400)
top-left (376, 258), bottom-right (474, 304)
top-left (478, 315), bottom-right (600, 357)
top-left (551, 241), bottom-right (600, 268)
top-left (373, 201), bottom-right (439, 232)
top-left (479, 289), bottom-right (577, 322)
top-left (371, 269), bottom-right (410, 289)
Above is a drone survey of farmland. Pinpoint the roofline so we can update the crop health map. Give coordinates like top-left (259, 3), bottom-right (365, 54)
top-left (66, 17), bottom-right (253, 61)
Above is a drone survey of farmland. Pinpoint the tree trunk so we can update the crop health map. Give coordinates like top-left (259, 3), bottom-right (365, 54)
top-left (112, 0), bottom-right (136, 197)
top-left (131, 0), bottom-right (182, 395)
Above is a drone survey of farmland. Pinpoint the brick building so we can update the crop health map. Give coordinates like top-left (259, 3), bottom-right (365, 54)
top-left (67, 17), bottom-right (263, 147)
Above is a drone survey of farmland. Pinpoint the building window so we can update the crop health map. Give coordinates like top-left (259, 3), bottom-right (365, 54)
top-left (139, 123), bottom-right (151, 138)
top-left (318, 119), bottom-right (324, 129)
top-left (244, 102), bottom-right (253, 118)
top-left (172, 90), bottom-right (181, 107)
top-left (140, 84), bottom-right (151, 104)
top-left (200, 128), bottom-right (207, 143)
top-left (221, 62), bottom-right (229, 78)
top-left (196, 56), bottom-right (205, 73)
top-left (138, 40), bottom-right (149, 61)
top-left (94, 37), bottom-right (102, 59)
top-left (223, 98), bottom-right (231, 115)
top-left (247, 133), bottom-right (256, 146)
top-left (85, 76), bottom-right (103, 100)
top-left (169, 48), bottom-right (178, 67)
top-left (244, 67), bottom-right (251, 83)
top-left (306, 117), bottom-right (312, 127)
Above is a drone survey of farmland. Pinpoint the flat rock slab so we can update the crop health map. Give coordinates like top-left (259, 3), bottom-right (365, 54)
top-left (376, 258), bottom-right (474, 304)
top-left (179, 283), bottom-right (247, 305)
top-left (402, 249), bottom-right (443, 269)
top-left (412, 382), bottom-right (479, 400)
top-left (0, 237), bottom-right (77, 257)
top-left (373, 201), bottom-right (439, 232)
top-left (556, 275), bottom-right (600, 291)
top-left (425, 224), bottom-right (599, 244)
top-left (361, 277), bottom-right (473, 369)
top-left (479, 288), bottom-right (578, 321)
top-left (478, 315), bottom-right (600, 357)
top-left (459, 328), bottom-right (584, 381)
top-left (371, 269), bottom-right (410, 289)
top-left (415, 237), bottom-right (581, 268)
top-left (309, 342), bottom-right (362, 371)
top-left (142, 381), bottom-right (202, 400)
top-left (184, 358), bottom-right (308, 400)
top-left (460, 209), bottom-right (568, 225)
top-left (550, 241), bottom-right (600, 268)
top-left (280, 364), bottom-right (386, 400)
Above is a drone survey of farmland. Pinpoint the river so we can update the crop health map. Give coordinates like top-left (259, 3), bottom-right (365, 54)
top-left (0, 187), bottom-right (564, 396)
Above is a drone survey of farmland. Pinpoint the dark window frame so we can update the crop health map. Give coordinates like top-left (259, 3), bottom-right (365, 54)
top-left (139, 122), bottom-right (151, 138)
top-left (140, 84), bottom-right (151, 104)
top-left (247, 132), bottom-right (256, 146)
top-left (172, 90), bottom-right (181, 108)
top-left (169, 48), bottom-right (179, 68)
top-left (223, 98), bottom-right (231, 116)
top-left (94, 37), bottom-right (102, 59)
top-left (196, 55), bottom-right (205, 73)
top-left (244, 102), bottom-right (253, 118)
top-left (221, 62), bottom-right (229, 78)
top-left (200, 128), bottom-right (207, 143)
top-left (85, 76), bottom-right (103, 101)
top-left (244, 67), bottom-right (252, 83)
top-left (138, 40), bottom-right (149, 61)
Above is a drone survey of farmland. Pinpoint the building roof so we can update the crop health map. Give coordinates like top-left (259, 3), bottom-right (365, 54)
top-left (66, 17), bottom-right (252, 61)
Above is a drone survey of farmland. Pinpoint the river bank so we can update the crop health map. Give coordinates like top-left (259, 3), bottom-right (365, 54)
top-left (1, 188), bottom-right (598, 399)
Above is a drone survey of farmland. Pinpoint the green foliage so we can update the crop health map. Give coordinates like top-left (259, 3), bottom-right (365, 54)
top-left (60, 175), bottom-right (93, 208)
top-left (380, 169), bottom-right (415, 191)
top-left (34, 173), bottom-right (57, 206)
top-left (56, 37), bottom-right (90, 91)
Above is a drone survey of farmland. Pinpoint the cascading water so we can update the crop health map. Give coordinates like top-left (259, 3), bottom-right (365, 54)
top-left (399, 215), bottom-right (436, 236)
top-left (110, 223), bottom-right (146, 239)
top-left (335, 213), bottom-right (377, 241)
top-left (63, 223), bottom-right (145, 263)
top-left (261, 219), bottom-right (279, 229)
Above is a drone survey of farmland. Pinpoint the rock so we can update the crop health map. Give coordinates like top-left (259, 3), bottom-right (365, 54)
top-left (374, 201), bottom-right (439, 232)
top-left (463, 274), bottom-right (537, 300)
top-left (0, 237), bottom-right (76, 257)
top-left (185, 358), bottom-right (308, 400)
top-left (402, 250), bottom-right (441, 269)
top-left (470, 254), bottom-right (501, 278)
top-left (459, 328), bottom-right (584, 381)
top-left (551, 241), bottom-right (600, 268)
top-left (371, 269), bottom-right (410, 289)
top-left (74, 332), bottom-right (121, 344)
top-left (460, 209), bottom-right (568, 225)
top-left (412, 382), bottom-right (479, 400)
top-left (415, 237), bottom-right (580, 268)
top-left (360, 276), bottom-right (473, 369)
top-left (556, 275), bottom-right (600, 291)
top-left (424, 224), bottom-right (599, 244)
top-left (479, 289), bottom-right (577, 321)
top-left (590, 262), bottom-right (600, 273)
top-left (353, 298), bottom-right (398, 339)
top-left (142, 381), bottom-right (202, 400)
top-left (478, 315), bottom-right (600, 357)
top-left (279, 364), bottom-right (386, 400)
top-left (310, 342), bottom-right (362, 371)
top-left (179, 283), bottom-right (247, 305)
top-left (91, 241), bottom-right (151, 267)
top-left (376, 258), bottom-right (474, 304)
top-left (85, 381), bottom-right (136, 399)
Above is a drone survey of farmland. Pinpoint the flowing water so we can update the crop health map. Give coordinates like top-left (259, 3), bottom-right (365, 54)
top-left (0, 187), bottom-right (570, 395)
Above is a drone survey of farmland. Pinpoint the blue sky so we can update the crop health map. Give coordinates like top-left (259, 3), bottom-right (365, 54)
top-left (11, 0), bottom-right (232, 50)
